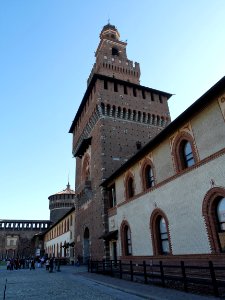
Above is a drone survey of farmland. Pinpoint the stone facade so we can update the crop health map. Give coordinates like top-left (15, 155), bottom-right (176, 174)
top-left (69, 24), bottom-right (172, 262)
top-left (102, 76), bottom-right (225, 261)
top-left (44, 208), bottom-right (75, 263)
top-left (0, 220), bottom-right (51, 259)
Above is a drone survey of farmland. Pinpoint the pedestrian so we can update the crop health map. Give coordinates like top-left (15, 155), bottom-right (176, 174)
top-left (45, 259), bottom-right (50, 271)
top-left (37, 258), bottom-right (41, 268)
top-left (10, 259), bottom-right (14, 271)
top-left (49, 258), bottom-right (53, 273)
top-left (76, 255), bottom-right (80, 267)
top-left (6, 260), bottom-right (10, 270)
top-left (31, 260), bottom-right (35, 270)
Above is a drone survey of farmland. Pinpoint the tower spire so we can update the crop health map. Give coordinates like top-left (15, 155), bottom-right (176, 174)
top-left (67, 173), bottom-right (70, 189)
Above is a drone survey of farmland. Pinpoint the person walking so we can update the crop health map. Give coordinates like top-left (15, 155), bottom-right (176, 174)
top-left (45, 259), bottom-right (50, 271)
top-left (49, 258), bottom-right (54, 273)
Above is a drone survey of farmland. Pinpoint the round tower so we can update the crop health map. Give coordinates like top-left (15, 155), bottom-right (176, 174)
top-left (48, 183), bottom-right (75, 223)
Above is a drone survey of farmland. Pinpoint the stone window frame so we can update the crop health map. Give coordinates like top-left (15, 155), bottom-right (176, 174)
top-left (150, 208), bottom-right (172, 256)
top-left (202, 187), bottom-right (225, 253)
top-left (120, 220), bottom-right (132, 257)
top-left (140, 158), bottom-right (156, 191)
top-left (172, 132), bottom-right (198, 172)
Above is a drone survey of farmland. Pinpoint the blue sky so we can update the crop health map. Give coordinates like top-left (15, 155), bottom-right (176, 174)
top-left (1, 1), bottom-right (225, 220)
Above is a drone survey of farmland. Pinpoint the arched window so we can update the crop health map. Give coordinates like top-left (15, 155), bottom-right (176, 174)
top-left (172, 133), bottom-right (198, 172)
top-left (137, 111), bottom-right (141, 122)
top-left (112, 47), bottom-right (119, 56)
top-left (217, 198), bottom-right (225, 252)
top-left (112, 105), bottom-right (116, 118)
top-left (117, 107), bottom-right (121, 118)
top-left (100, 103), bottom-right (105, 115)
top-left (144, 165), bottom-right (154, 189)
top-left (127, 177), bottom-right (134, 199)
top-left (121, 221), bottom-right (132, 256)
top-left (124, 225), bottom-right (132, 256)
top-left (82, 154), bottom-right (90, 181)
top-left (150, 209), bottom-right (172, 256)
top-left (203, 188), bottom-right (225, 253)
top-left (182, 141), bottom-right (195, 168)
top-left (106, 104), bottom-right (111, 116)
top-left (141, 160), bottom-right (155, 191)
top-left (127, 109), bottom-right (131, 120)
top-left (159, 217), bottom-right (170, 254)
top-left (122, 108), bottom-right (126, 119)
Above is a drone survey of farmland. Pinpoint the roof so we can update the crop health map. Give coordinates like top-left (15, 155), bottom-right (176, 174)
top-left (48, 183), bottom-right (75, 199)
top-left (69, 73), bottom-right (173, 133)
top-left (101, 75), bottom-right (225, 187)
top-left (102, 24), bottom-right (117, 32)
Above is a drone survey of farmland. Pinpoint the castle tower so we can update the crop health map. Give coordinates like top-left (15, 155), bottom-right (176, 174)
top-left (48, 183), bottom-right (75, 223)
top-left (69, 24), bottom-right (172, 261)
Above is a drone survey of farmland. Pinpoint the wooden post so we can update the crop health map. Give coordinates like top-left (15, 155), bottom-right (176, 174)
top-left (143, 261), bottom-right (147, 284)
top-left (119, 260), bottom-right (122, 279)
top-left (96, 260), bottom-right (99, 273)
top-left (130, 260), bottom-right (133, 281)
top-left (209, 261), bottom-right (219, 297)
top-left (110, 260), bottom-right (113, 276)
top-left (181, 261), bottom-right (187, 292)
top-left (160, 261), bottom-right (165, 287)
top-left (91, 260), bottom-right (93, 273)
top-left (102, 259), bottom-right (105, 274)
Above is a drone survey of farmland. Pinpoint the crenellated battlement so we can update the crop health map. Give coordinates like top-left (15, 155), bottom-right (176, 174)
top-left (87, 59), bottom-right (140, 86)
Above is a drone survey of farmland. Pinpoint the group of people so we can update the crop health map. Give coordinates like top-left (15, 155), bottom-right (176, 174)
top-left (6, 257), bottom-right (45, 270)
top-left (5, 256), bottom-right (80, 272)
top-left (45, 257), bottom-right (56, 272)
top-left (6, 258), bottom-right (33, 270)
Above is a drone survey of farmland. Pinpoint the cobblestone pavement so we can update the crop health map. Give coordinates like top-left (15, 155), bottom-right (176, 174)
top-left (0, 265), bottom-right (219, 300)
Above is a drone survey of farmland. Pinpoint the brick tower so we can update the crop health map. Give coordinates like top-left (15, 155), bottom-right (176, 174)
top-left (48, 183), bottom-right (75, 223)
top-left (69, 24), bottom-right (172, 262)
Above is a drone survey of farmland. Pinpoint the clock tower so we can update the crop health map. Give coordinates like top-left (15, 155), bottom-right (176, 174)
top-left (69, 24), bottom-right (172, 261)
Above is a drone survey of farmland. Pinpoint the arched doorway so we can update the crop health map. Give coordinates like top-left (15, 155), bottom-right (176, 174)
top-left (83, 227), bottom-right (90, 263)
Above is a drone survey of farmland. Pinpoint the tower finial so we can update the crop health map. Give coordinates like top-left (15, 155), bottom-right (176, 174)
top-left (67, 173), bottom-right (70, 189)
top-left (107, 17), bottom-right (110, 24)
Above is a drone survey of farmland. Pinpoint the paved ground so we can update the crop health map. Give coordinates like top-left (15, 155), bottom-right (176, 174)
top-left (0, 265), bottom-right (220, 299)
